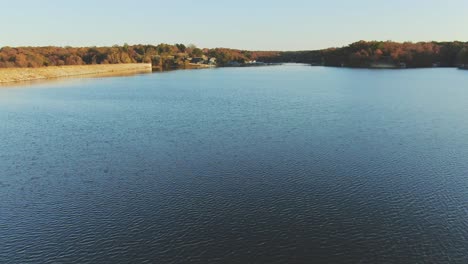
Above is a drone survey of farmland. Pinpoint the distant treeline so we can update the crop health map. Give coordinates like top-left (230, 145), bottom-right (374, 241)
top-left (259, 41), bottom-right (468, 68)
top-left (0, 44), bottom-right (278, 69)
top-left (2, 41), bottom-right (468, 69)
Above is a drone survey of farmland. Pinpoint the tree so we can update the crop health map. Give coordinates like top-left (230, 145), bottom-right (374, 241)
top-left (191, 48), bottom-right (203, 57)
top-left (123, 43), bottom-right (129, 52)
top-left (14, 53), bottom-right (28, 67)
top-left (176, 44), bottom-right (186, 52)
top-left (457, 48), bottom-right (468, 64)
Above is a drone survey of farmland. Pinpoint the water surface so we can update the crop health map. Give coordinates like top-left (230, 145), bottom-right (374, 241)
top-left (1, 65), bottom-right (468, 263)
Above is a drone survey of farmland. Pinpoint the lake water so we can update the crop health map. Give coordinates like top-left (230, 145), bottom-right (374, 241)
top-left (1, 65), bottom-right (467, 263)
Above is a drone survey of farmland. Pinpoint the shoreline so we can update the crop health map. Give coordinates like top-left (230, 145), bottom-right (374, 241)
top-left (0, 64), bottom-right (152, 84)
top-left (311, 64), bottom-right (468, 70)
top-left (1, 63), bottom-right (465, 86)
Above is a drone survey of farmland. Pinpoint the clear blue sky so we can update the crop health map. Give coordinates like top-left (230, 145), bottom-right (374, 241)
top-left (2, 0), bottom-right (467, 50)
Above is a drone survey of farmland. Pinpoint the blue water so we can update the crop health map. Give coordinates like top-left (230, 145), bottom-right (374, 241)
top-left (1, 65), bottom-right (467, 263)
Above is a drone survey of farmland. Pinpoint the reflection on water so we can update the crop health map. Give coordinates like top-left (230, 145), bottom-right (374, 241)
top-left (0, 65), bottom-right (467, 263)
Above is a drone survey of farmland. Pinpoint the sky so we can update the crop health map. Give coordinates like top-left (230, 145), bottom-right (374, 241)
top-left (2, 0), bottom-right (468, 50)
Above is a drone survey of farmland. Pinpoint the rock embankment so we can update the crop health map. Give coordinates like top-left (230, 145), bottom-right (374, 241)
top-left (0, 63), bottom-right (152, 83)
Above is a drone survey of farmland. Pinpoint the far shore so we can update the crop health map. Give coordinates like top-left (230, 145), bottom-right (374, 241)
top-left (1, 62), bottom-right (465, 86)
top-left (0, 64), bottom-right (152, 84)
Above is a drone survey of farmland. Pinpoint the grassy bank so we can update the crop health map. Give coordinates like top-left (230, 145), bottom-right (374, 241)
top-left (0, 63), bottom-right (152, 84)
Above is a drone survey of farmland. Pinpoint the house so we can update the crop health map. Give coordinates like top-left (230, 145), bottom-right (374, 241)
top-left (208, 57), bottom-right (217, 65)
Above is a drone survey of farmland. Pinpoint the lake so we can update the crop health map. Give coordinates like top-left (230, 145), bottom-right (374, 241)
top-left (1, 65), bottom-right (467, 263)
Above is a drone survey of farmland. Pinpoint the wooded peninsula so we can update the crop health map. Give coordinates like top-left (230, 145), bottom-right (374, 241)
top-left (1, 41), bottom-right (468, 72)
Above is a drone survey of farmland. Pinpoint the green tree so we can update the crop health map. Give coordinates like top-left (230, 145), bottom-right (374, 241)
top-left (191, 48), bottom-right (203, 57)
top-left (176, 44), bottom-right (186, 52)
top-left (123, 43), bottom-right (129, 52)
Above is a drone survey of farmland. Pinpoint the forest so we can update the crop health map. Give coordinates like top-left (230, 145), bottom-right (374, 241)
top-left (0, 43), bottom-right (278, 69)
top-left (1, 41), bottom-right (467, 69)
top-left (259, 41), bottom-right (468, 68)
